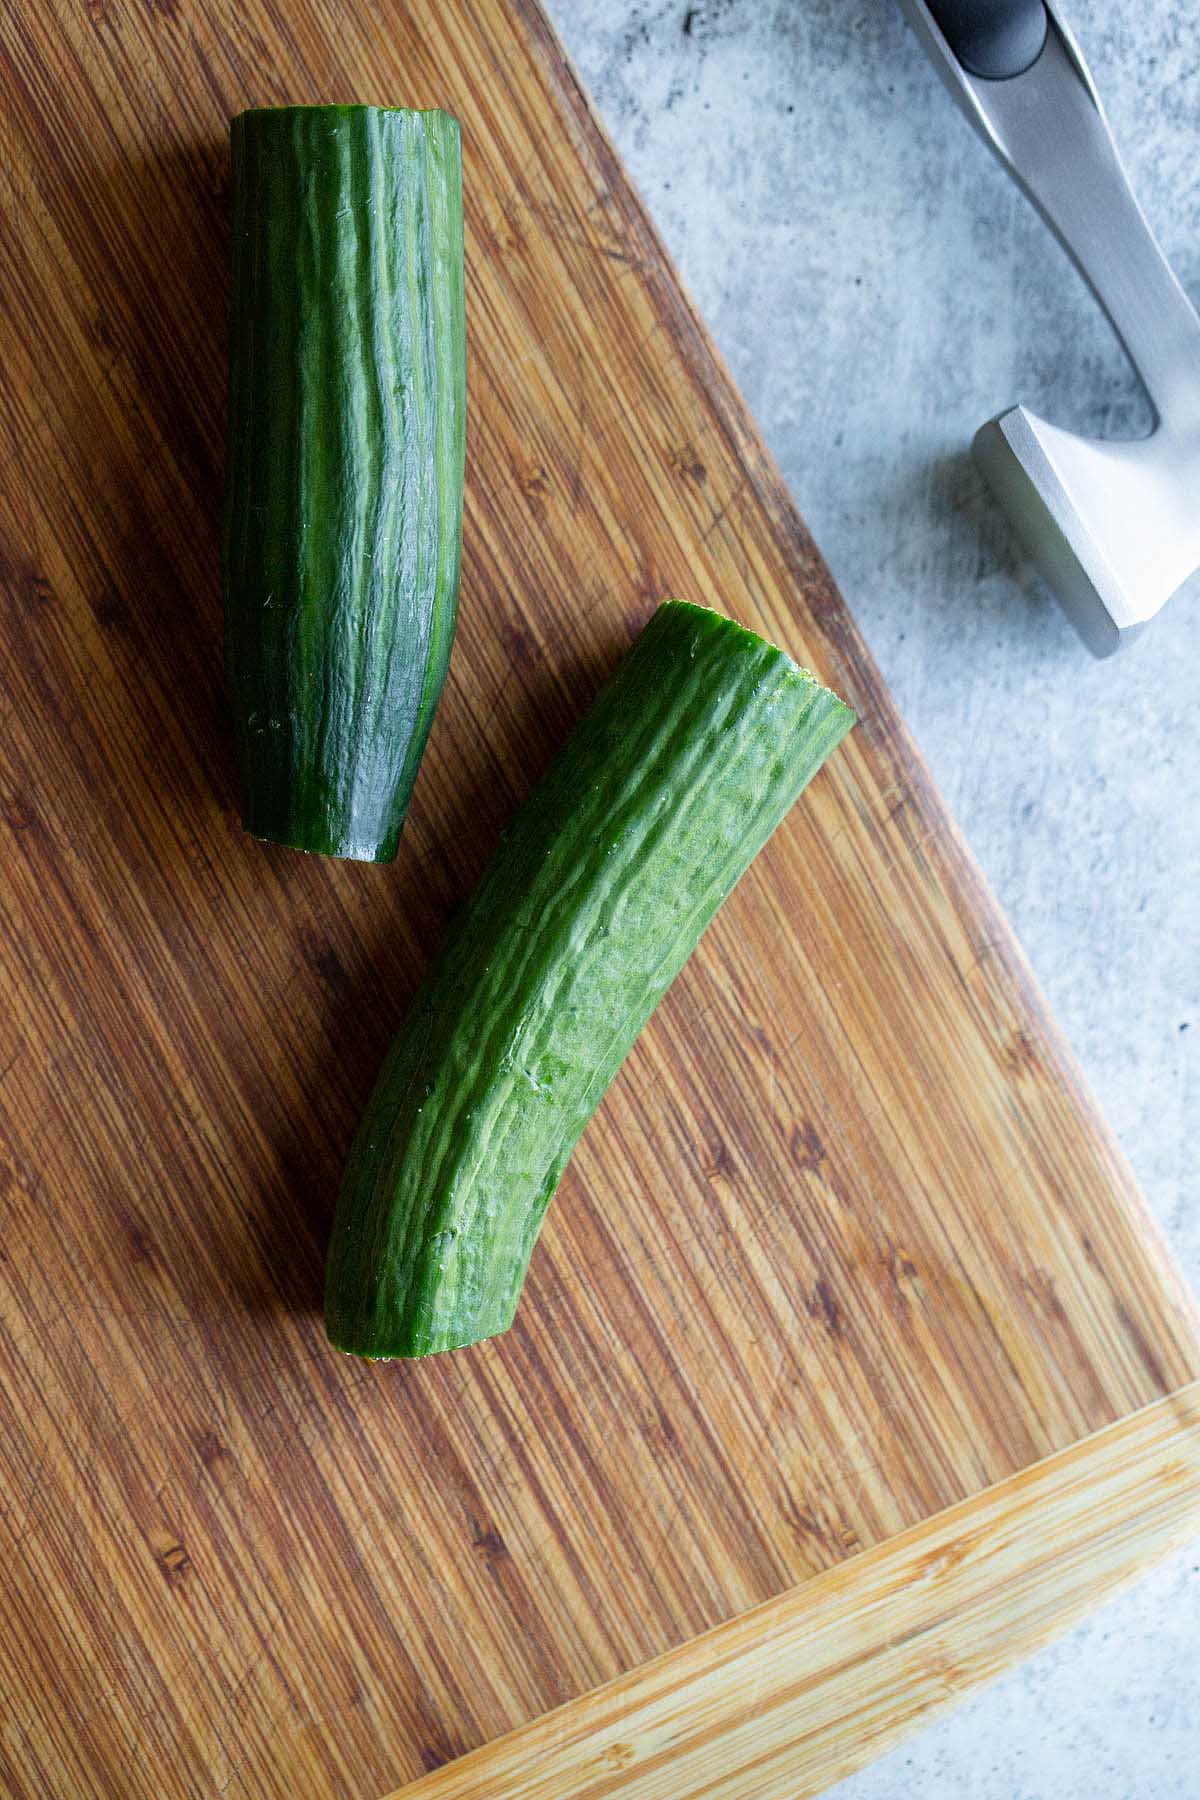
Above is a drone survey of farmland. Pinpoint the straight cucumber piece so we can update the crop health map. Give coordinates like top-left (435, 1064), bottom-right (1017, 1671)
top-left (223, 105), bottom-right (466, 862)
top-left (325, 602), bottom-right (854, 1358)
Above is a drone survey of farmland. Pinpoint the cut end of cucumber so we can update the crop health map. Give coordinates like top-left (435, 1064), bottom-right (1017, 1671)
top-left (656, 599), bottom-right (855, 716)
top-left (232, 103), bottom-right (461, 127)
top-left (241, 814), bottom-right (400, 865)
top-left (325, 1260), bottom-right (520, 1358)
top-left (326, 1317), bottom-right (512, 1361)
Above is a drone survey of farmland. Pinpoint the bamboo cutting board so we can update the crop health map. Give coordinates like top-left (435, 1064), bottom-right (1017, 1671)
top-left (0, 4), bottom-right (1197, 1798)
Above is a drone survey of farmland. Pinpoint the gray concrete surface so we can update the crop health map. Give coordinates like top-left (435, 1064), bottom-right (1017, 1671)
top-left (543, 1), bottom-right (1199, 1793)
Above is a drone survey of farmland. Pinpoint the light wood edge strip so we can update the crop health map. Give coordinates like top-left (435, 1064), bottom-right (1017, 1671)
top-left (383, 1380), bottom-right (1200, 1800)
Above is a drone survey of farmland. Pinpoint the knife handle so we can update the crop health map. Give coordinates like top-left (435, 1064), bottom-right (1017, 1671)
top-left (899, 0), bottom-right (1200, 427)
top-left (924, 0), bottom-right (1047, 79)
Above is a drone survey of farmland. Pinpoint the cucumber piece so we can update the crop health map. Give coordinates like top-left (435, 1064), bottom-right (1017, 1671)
top-left (223, 105), bottom-right (466, 862)
top-left (325, 601), bottom-right (855, 1357)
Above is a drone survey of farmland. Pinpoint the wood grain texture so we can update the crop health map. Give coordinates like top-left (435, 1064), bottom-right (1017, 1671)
top-left (389, 1380), bottom-right (1200, 1800)
top-left (0, 2), bottom-right (1196, 1797)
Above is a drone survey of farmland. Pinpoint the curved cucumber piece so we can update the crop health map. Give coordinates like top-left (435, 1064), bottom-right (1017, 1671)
top-left (324, 601), bottom-right (855, 1357)
top-left (223, 105), bottom-right (466, 862)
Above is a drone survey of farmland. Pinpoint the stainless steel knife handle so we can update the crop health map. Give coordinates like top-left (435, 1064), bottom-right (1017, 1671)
top-left (900, 0), bottom-right (1200, 430)
top-left (923, 0), bottom-right (1046, 78)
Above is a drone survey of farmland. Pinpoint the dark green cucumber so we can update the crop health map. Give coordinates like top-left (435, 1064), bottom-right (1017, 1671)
top-left (325, 601), bottom-right (855, 1358)
top-left (223, 105), bottom-right (466, 862)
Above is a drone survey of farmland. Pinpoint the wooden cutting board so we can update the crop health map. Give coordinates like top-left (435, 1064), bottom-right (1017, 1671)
top-left (1, 5), bottom-right (1197, 1798)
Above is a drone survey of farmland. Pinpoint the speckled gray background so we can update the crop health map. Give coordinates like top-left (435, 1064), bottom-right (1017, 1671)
top-left (542, 1), bottom-right (1198, 1793)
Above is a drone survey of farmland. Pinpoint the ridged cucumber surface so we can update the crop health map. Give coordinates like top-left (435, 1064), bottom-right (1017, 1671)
top-left (223, 105), bottom-right (466, 862)
top-left (325, 601), bottom-right (855, 1358)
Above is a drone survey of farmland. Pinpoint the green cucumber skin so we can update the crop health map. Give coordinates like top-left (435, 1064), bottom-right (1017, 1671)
top-left (324, 601), bottom-right (855, 1358)
top-left (223, 105), bottom-right (466, 862)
